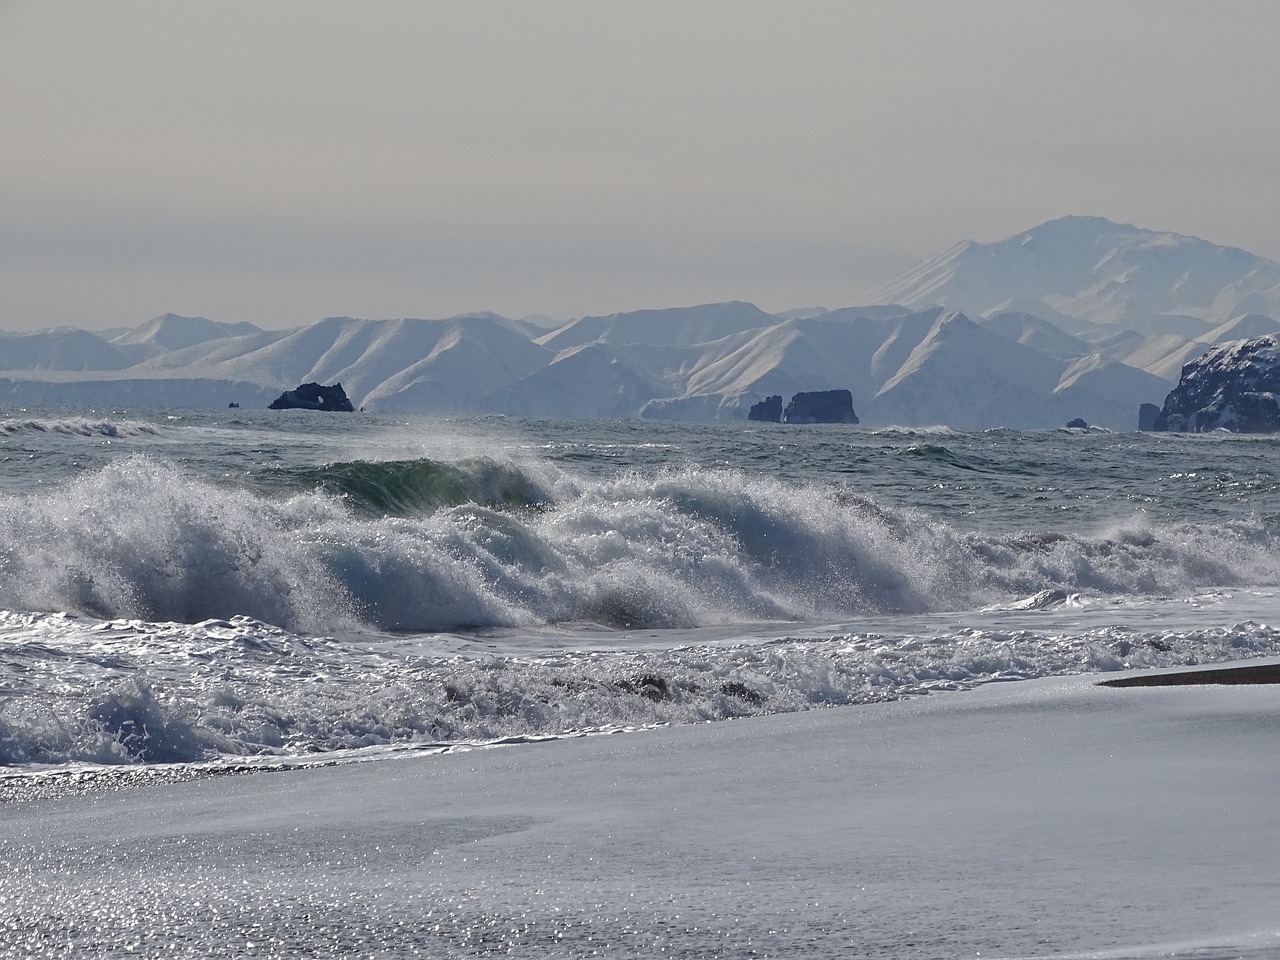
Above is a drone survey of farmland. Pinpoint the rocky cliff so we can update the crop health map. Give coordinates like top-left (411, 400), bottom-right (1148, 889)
top-left (1153, 337), bottom-right (1280, 432)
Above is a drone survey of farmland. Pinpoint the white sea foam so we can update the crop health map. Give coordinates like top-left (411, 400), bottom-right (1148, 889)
top-left (1, 455), bottom-right (1279, 634)
top-left (869, 424), bottom-right (958, 436)
top-left (2, 608), bottom-right (1279, 770)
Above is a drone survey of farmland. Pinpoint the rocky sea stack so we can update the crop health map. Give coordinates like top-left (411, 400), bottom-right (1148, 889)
top-left (747, 395), bottom-right (783, 422)
top-left (783, 389), bottom-right (859, 424)
top-left (268, 382), bottom-right (355, 412)
top-left (1153, 336), bottom-right (1280, 433)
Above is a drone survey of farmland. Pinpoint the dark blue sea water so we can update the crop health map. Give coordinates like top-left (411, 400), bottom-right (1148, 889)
top-left (3, 409), bottom-right (1280, 774)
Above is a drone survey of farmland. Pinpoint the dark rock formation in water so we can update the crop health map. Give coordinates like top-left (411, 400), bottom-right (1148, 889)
top-left (782, 389), bottom-right (859, 424)
top-left (1065, 418), bottom-right (1088, 429)
top-left (1137, 402), bottom-right (1161, 432)
top-left (1153, 336), bottom-right (1280, 433)
top-left (747, 395), bottom-right (783, 422)
top-left (268, 382), bottom-right (355, 412)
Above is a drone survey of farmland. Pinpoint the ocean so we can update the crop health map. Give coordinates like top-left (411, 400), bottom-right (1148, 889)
top-left (3, 409), bottom-right (1280, 778)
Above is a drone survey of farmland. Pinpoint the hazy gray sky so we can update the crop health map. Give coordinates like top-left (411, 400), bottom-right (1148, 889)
top-left (2, 1), bottom-right (1278, 331)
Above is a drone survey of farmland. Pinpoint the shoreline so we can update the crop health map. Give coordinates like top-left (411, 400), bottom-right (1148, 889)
top-left (5, 674), bottom-right (1279, 957)
top-left (7, 656), bottom-right (1280, 801)
top-left (1100, 661), bottom-right (1280, 687)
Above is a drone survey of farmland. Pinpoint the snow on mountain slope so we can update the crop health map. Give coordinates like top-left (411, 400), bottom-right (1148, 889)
top-left (1095, 332), bottom-right (1207, 382)
top-left (1124, 314), bottom-right (1217, 340)
top-left (863, 312), bottom-right (1164, 430)
top-left (126, 315), bottom-right (549, 410)
top-left (774, 306), bottom-right (829, 320)
top-left (1205, 312), bottom-right (1280, 344)
top-left (634, 327), bottom-right (816, 420)
top-left (124, 327), bottom-right (290, 373)
top-left (111, 313), bottom-right (263, 358)
top-left (0, 299), bottom-right (1197, 427)
top-left (299, 315), bottom-right (546, 407)
top-left (1082, 314), bottom-right (1280, 383)
top-left (483, 342), bottom-right (669, 418)
top-left (980, 297), bottom-right (1095, 335)
top-left (538, 301), bottom-right (780, 351)
top-left (873, 313), bottom-right (1078, 428)
top-left (1052, 354), bottom-right (1170, 427)
top-left (978, 311), bottom-right (1092, 360)
top-left (11, 217), bottom-right (1276, 427)
top-left (862, 309), bottom-right (950, 384)
top-left (0, 328), bottom-right (134, 372)
top-left (512, 313), bottom-right (562, 334)
top-left (681, 323), bottom-right (849, 401)
top-left (671, 325), bottom-right (786, 387)
top-left (865, 215), bottom-right (1280, 329)
top-left (360, 322), bottom-right (551, 413)
top-left (680, 310), bottom-right (942, 403)
top-left (639, 393), bottom-right (738, 420)
top-left (646, 308), bottom-right (997, 424)
top-left (817, 304), bottom-right (917, 322)
top-left (1210, 267), bottom-right (1280, 322)
top-left (130, 316), bottom-right (345, 386)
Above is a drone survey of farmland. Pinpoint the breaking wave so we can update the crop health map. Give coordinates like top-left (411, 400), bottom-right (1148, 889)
top-left (3, 610), bottom-right (1279, 769)
top-left (281, 457), bottom-right (557, 517)
top-left (0, 454), bottom-right (1278, 634)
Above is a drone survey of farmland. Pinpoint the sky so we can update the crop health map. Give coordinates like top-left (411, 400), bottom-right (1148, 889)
top-left (2, 1), bottom-right (1279, 332)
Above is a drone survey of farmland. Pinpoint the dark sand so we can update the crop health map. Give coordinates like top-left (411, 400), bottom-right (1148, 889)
top-left (1101, 662), bottom-right (1280, 687)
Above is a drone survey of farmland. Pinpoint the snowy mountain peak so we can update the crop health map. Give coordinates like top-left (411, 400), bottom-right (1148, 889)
top-left (112, 313), bottom-right (263, 353)
top-left (1014, 214), bottom-right (1138, 240)
top-left (864, 217), bottom-right (1280, 329)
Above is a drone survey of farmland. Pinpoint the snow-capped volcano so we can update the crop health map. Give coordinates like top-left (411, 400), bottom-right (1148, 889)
top-left (4, 217), bottom-right (1277, 428)
top-left (863, 216), bottom-right (1280, 332)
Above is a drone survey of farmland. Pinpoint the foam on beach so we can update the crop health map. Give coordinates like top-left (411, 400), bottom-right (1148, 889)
top-left (3, 607), bottom-right (1279, 770)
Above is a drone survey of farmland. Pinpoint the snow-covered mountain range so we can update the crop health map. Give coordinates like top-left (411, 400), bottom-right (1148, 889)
top-left (865, 215), bottom-right (1280, 334)
top-left (4, 218), bottom-right (1279, 429)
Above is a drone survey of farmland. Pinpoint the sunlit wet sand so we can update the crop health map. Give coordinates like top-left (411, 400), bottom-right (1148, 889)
top-left (5, 670), bottom-right (1280, 959)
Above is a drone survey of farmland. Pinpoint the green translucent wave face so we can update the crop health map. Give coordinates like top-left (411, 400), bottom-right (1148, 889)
top-left (288, 458), bottom-right (553, 518)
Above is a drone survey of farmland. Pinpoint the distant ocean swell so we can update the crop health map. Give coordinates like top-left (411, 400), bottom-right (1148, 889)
top-left (1, 455), bottom-right (1278, 634)
top-left (0, 417), bottom-right (160, 438)
top-left (3, 612), bottom-right (1279, 768)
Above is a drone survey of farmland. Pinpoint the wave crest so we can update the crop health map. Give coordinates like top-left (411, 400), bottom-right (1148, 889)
top-left (1, 456), bottom-right (1278, 633)
top-left (287, 457), bottom-right (557, 517)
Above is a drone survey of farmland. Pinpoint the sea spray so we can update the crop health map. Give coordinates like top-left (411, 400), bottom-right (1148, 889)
top-left (2, 455), bottom-right (1280, 633)
top-left (0, 457), bottom-right (355, 630)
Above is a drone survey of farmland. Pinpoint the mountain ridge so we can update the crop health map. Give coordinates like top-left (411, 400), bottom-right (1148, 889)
top-left (863, 215), bottom-right (1280, 329)
top-left (2, 217), bottom-right (1277, 429)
